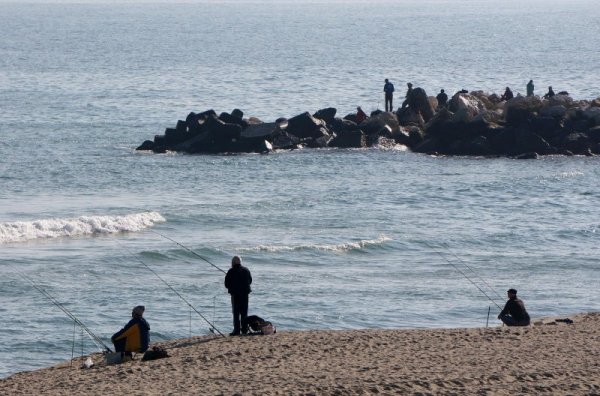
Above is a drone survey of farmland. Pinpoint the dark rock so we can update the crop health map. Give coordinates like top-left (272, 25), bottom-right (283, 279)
top-left (313, 107), bottom-right (337, 124)
top-left (136, 140), bottom-right (154, 151)
top-left (164, 127), bottom-right (188, 146)
top-left (306, 128), bottom-right (333, 148)
top-left (219, 112), bottom-right (248, 129)
top-left (587, 126), bottom-right (600, 143)
top-left (271, 129), bottom-right (301, 150)
top-left (504, 96), bottom-right (544, 126)
top-left (231, 108), bottom-right (244, 119)
top-left (562, 132), bottom-right (590, 154)
top-left (360, 112), bottom-right (400, 136)
top-left (205, 114), bottom-right (242, 139)
top-left (396, 107), bottom-right (425, 127)
top-left (407, 126), bottom-right (425, 147)
top-left (514, 128), bottom-right (551, 155)
top-left (370, 109), bottom-right (383, 117)
top-left (406, 87), bottom-right (435, 121)
top-left (412, 137), bottom-right (440, 154)
top-left (329, 129), bottom-right (366, 148)
top-left (286, 112), bottom-right (326, 139)
top-left (241, 122), bottom-right (278, 139)
top-left (329, 118), bottom-right (360, 135)
top-left (515, 152), bottom-right (540, 160)
top-left (343, 113), bottom-right (359, 123)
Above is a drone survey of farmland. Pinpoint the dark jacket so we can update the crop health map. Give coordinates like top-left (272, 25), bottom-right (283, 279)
top-left (499, 297), bottom-right (530, 322)
top-left (225, 265), bottom-right (252, 296)
top-left (384, 82), bottom-right (395, 95)
top-left (111, 317), bottom-right (150, 352)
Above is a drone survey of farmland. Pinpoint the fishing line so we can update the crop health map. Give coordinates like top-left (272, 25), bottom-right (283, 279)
top-left (149, 229), bottom-right (226, 274)
top-left (117, 242), bottom-right (225, 337)
top-left (424, 242), bottom-right (503, 310)
top-left (439, 242), bottom-right (504, 301)
top-left (7, 263), bottom-right (112, 352)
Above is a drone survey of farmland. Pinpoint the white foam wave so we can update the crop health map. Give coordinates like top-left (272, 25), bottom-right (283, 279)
top-left (238, 235), bottom-right (392, 253)
top-left (0, 212), bottom-right (166, 244)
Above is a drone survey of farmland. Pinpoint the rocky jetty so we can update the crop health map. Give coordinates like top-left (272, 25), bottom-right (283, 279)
top-left (137, 90), bottom-right (600, 158)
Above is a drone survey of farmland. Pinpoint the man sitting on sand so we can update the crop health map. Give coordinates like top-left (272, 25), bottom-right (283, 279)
top-left (112, 305), bottom-right (151, 356)
top-left (498, 289), bottom-right (530, 326)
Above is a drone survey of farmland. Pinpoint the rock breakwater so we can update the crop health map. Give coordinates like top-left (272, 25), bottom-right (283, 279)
top-left (137, 90), bottom-right (600, 158)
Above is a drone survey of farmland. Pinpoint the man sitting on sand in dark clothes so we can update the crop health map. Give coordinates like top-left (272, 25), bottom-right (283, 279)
top-left (112, 305), bottom-right (151, 356)
top-left (498, 289), bottom-right (530, 326)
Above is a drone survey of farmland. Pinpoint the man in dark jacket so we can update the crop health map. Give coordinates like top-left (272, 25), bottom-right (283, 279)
top-left (111, 305), bottom-right (150, 355)
top-left (383, 79), bottom-right (395, 112)
top-left (224, 256), bottom-right (252, 336)
top-left (498, 289), bottom-right (530, 326)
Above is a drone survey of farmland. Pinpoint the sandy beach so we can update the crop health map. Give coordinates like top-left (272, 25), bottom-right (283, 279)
top-left (1, 313), bottom-right (598, 395)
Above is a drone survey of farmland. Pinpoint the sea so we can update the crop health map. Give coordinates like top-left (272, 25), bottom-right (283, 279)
top-left (1, 0), bottom-right (599, 378)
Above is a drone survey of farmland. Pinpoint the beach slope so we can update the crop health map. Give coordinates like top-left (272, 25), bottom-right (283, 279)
top-left (1, 313), bottom-right (598, 395)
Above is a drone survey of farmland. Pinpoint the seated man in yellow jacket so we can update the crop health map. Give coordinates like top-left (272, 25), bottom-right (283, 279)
top-left (111, 305), bottom-right (150, 356)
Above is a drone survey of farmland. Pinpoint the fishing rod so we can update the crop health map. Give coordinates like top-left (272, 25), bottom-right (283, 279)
top-left (439, 242), bottom-right (505, 301)
top-left (149, 229), bottom-right (226, 274)
top-left (424, 242), bottom-right (503, 310)
top-left (118, 243), bottom-right (225, 337)
top-left (8, 263), bottom-right (113, 353)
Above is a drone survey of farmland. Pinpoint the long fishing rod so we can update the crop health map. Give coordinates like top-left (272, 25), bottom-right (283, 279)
top-left (118, 243), bottom-right (225, 337)
top-left (439, 242), bottom-right (505, 301)
top-left (149, 230), bottom-right (226, 274)
top-left (8, 263), bottom-right (112, 352)
top-left (424, 242), bottom-right (503, 310)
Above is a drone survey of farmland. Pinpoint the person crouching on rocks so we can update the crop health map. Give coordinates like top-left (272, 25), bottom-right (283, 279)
top-left (498, 289), bottom-right (530, 326)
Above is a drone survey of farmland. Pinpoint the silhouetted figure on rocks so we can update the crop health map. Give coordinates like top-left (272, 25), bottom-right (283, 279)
top-left (501, 87), bottom-right (514, 101)
top-left (401, 82), bottom-right (413, 109)
top-left (356, 106), bottom-right (367, 124)
top-left (526, 80), bottom-right (535, 96)
top-left (543, 86), bottom-right (555, 99)
top-left (383, 79), bottom-right (395, 112)
top-left (436, 89), bottom-right (448, 109)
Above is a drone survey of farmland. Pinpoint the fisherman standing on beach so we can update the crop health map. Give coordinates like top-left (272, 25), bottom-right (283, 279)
top-left (498, 289), bottom-right (530, 326)
top-left (383, 79), bottom-right (395, 112)
top-left (224, 256), bottom-right (252, 336)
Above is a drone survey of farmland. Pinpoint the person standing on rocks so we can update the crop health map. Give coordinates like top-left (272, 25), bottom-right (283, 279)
top-left (224, 255), bottom-right (252, 336)
top-left (383, 79), bottom-right (395, 112)
top-left (498, 288), bottom-right (531, 327)
top-left (526, 80), bottom-right (535, 96)
top-left (436, 89), bottom-right (448, 109)
top-left (401, 82), bottom-right (413, 109)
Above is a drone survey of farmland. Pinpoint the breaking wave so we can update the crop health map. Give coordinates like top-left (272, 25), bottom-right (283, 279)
top-left (0, 212), bottom-right (166, 244)
top-left (238, 235), bottom-right (392, 253)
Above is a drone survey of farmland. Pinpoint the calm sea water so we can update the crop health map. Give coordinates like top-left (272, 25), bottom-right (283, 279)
top-left (1, 0), bottom-right (599, 378)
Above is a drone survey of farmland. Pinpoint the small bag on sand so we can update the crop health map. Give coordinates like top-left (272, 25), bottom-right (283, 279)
top-left (142, 346), bottom-right (169, 361)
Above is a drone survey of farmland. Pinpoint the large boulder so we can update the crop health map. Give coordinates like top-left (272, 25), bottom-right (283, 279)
top-left (136, 140), bottom-right (154, 151)
top-left (449, 93), bottom-right (486, 123)
top-left (219, 112), bottom-right (248, 129)
top-left (539, 105), bottom-right (567, 119)
top-left (504, 96), bottom-right (544, 126)
top-left (583, 107), bottom-right (600, 126)
top-left (271, 129), bottom-right (301, 150)
top-left (286, 112), bottom-right (326, 139)
top-left (204, 114), bottom-right (242, 139)
top-left (329, 129), bottom-right (366, 148)
top-left (547, 94), bottom-right (575, 108)
top-left (360, 112), bottom-right (400, 136)
top-left (514, 128), bottom-right (551, 155)
top-left (396, 107), bottom-right (425, 127)
top-left (313, 107), bottom-right (337, 124)
top-left (241, 122), bottom-right (278, 139)
top-left (406, 87), bottom-right (435, 121)
top-left (562, 132), bottom-right (591, 154)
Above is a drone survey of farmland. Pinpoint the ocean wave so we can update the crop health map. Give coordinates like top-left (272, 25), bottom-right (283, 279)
top-left (0, 212), bottom-right (166, 244)
top-left (238, 235), bottom-right (392, 253)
